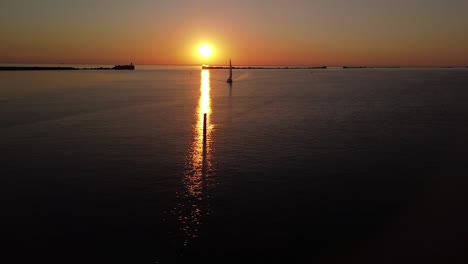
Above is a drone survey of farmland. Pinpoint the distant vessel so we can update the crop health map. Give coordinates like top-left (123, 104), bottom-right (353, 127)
top-left (113, 63), bottom-right (135, 70)
top-left (227, 59), bottom-right (233, 83)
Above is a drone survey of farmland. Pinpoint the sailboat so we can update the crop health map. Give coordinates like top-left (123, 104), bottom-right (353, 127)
top-left (227, 59), bottom-right (233, 83)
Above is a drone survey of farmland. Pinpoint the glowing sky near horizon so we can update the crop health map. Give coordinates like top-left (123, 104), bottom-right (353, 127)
top-left (1, 0), bottom-right (467, 66)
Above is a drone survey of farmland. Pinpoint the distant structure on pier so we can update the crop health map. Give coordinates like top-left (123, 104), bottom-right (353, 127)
top-left (112, 63), bottom-right (135, 70)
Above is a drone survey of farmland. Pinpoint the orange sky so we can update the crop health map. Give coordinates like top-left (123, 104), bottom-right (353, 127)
top-left (1, 0), bottom-right (467, 66)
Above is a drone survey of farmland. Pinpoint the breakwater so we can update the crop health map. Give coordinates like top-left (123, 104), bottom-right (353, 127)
top-left (0, 65), bottom-right (135, 71)
top-left (201, 65), bottom-right (327, 70)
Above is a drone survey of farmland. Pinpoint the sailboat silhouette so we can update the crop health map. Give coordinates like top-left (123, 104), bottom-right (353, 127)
top-left (227, 59), bottom-right (233, 83)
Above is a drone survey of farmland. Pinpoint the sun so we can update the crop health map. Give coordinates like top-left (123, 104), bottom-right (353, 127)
top-left (199, 44), bottom-right (213, 58)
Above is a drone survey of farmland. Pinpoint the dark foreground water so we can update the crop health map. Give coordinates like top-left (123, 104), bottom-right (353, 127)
top-left (1, 66), bottom-right (468, 263)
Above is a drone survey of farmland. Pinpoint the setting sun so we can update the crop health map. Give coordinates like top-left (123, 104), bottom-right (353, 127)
top-left (199, 44), bottom-right (213, 58)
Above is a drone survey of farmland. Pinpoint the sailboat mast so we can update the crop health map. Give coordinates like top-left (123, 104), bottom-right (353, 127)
top-left (227, 58), bottom-right (233, 83)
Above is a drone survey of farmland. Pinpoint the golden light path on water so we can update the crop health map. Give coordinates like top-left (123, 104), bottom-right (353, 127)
top-left (177, 69), bottom-right (214, 248)
top-left (186, 69), bottom-right (213, 197)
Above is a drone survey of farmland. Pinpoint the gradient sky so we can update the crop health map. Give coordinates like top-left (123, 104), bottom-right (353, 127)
top-left (1, 0), bottom-right (467, 66)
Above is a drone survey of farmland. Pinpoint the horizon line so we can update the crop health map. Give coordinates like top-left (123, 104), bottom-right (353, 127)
top-left (1, 62), bottom-right (467, 68)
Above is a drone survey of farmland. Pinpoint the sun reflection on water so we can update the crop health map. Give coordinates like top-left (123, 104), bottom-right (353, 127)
top-left (175, 69), bottom-right (214, 248)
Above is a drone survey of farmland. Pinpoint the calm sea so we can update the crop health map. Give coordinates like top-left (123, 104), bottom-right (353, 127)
top-left (1, 66), bottom-right (468, 263)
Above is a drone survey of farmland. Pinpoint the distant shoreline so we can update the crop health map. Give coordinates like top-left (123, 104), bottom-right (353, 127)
top-left (0, 65), bottom-right (134, 71)
top-left (342, 66), bottom-right (401, 69)
top-left (202, 65), bottom-right (327, 70)
top-left (0, 66), bottom-right (78, 71)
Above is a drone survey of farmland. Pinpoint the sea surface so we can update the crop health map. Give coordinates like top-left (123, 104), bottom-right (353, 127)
top-left (1, 66), bottom-right (468, 263)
